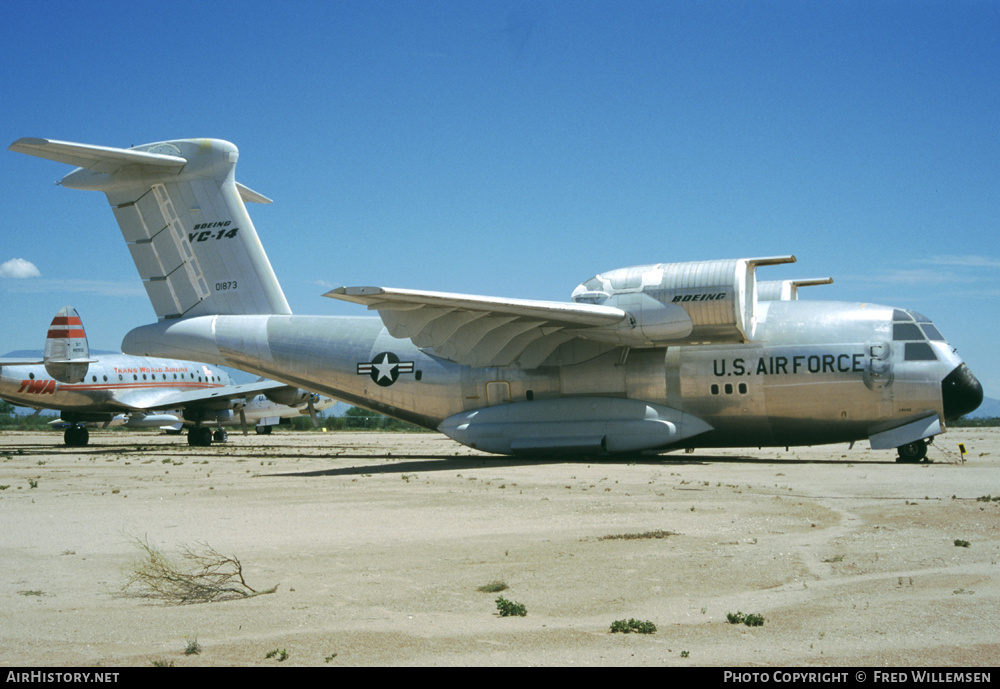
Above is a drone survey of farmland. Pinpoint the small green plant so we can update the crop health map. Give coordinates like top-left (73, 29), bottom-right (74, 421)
top-left (680, 650), bottom-right (690, 658)
top-left (151, 660), bottom-right (174, 667)
top-left (184, 637), bottom-right (201, 655)
top-left (478, 580), bottom-right (508, 593)
top-left (954, 539), bottom-right (971, 547)
top-left (609, 618), bottom-right (656, 634)
top-left (727, 611), bottom-right (765, 626)
top-left (495, 595), bottom-right (527, 617)
top-left (265, 648), bottom-right (289, 661)
top-left (28, 478), bottom-right (38, 489)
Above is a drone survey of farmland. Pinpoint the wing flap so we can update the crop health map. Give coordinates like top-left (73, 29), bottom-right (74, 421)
top-left (326, 286), bottom-right (628, 367)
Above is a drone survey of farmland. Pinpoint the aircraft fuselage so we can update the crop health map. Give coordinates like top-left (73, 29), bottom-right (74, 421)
top-left (122, 297), bottom-right (981, 454)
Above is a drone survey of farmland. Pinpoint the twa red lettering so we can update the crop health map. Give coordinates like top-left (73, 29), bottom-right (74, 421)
top-left (17, 379), bottom-right (56, 394)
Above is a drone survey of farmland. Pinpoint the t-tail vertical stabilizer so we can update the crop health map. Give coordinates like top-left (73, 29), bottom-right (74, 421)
top-left (9, 137), bottom-right (291, 320)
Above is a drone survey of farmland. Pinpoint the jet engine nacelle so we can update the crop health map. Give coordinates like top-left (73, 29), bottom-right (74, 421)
top-left (572, 255), bottom-right (797, 345)
top-left (264, 387), bottom-right (315, 408)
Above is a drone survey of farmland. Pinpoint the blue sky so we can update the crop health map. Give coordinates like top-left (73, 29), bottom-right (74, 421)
top-left (2, 0), bottom-right (998, 396)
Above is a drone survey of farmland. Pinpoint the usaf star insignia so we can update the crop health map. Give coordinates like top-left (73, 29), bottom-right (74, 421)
top-left (357, 352), bottom-right (414, 387)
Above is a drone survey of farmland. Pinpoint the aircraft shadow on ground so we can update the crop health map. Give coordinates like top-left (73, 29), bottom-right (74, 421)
top-left (259, 452), bottom-right (903, 478)
top-left (5, 440), bottom-right (904, 473)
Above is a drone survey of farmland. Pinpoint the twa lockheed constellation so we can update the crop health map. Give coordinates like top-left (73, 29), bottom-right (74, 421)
top-left (9, 137), bottom-right (983, 461)
top-left (1, 306), bottom-right (333, 446)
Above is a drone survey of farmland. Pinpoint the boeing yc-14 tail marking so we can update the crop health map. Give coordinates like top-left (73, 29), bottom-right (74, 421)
top-left (1, 305), bottom-right (333, 446)
top-left (9, 137), bottom-right (983, 461)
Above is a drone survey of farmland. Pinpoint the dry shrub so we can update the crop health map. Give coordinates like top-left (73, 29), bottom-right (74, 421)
top-left (121, 536), bottom-right (277, 604)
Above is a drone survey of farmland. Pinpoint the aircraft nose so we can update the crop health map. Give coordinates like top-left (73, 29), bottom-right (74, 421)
top-left (941, 363), bottom-right (983, 421)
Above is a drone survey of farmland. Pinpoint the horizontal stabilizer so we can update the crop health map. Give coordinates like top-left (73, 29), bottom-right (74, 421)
top-left (9, 138), bottom-right (186, 173)
top-left (11, 137), bottom-right (291, 319)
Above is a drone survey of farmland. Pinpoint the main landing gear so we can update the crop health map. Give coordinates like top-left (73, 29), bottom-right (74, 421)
top-left (187, 426), bottom-right (228, 446)
top-left (896, 438), bottom-right (930, 463)
top-left (63, 424), bottom-right (89, 447)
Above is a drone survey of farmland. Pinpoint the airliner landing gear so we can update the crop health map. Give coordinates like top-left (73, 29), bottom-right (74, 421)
top-left (64, 424), bottom-right (89, 447)
top-left (213, 429), bottom-right (228, 443)
top-left (896, 438), bottom-right (929, 463)
top-left (187, 426), bottom-right (213, 447)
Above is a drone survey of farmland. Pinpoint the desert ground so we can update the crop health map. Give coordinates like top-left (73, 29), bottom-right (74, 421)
top-left (1, 427), bottom-right (998, 667)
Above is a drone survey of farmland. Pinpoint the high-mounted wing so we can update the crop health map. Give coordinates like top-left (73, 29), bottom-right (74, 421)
top-left (326, 286), bottom-right (633, 368)
top-left (327, 256), bottom-right (796, 368)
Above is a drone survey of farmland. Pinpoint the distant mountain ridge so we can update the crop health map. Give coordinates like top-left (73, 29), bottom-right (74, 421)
top-left (3, 349), bottom-right (120, 358)
top-left (967, 397), bottom-right (1000, 419)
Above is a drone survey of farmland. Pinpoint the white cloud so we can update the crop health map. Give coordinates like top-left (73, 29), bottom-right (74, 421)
top-left (0, 258), bottom-right (42, 279)
top-left (840, 268), bottom-right (972, 286)
top-left (918, 255), bottom-right (1000, 269)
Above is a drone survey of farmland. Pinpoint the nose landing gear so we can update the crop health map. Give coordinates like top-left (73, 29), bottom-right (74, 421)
top-left (896, 438), bottom-right (929, 463)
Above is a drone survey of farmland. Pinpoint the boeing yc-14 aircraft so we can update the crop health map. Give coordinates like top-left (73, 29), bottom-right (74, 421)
top-left (9, 137), bottom-right (983, 462)
top-left (1, 305), bottom-right (333, 446)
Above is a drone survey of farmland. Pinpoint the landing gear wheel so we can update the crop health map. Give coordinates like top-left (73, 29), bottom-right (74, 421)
top-left (187, 426), bottom-right (213, 447)
top-left (64, 425), bottom-right (89, 447)
top-left (213, 429), bottom-right (228, 443)
top-left (255, 426), bottom-right (272, 435)
top-left (896, 439), bottom-right (928, 463)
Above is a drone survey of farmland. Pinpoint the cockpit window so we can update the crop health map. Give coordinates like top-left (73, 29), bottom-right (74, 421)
top-left (893, 323), bottom-right (924, 341)
top-left (904, 342), bottom-right (938, 361)
top-left (920, 323), bottom-right (945, 341)
top-left (892, 311), bottom-right (942, 361)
